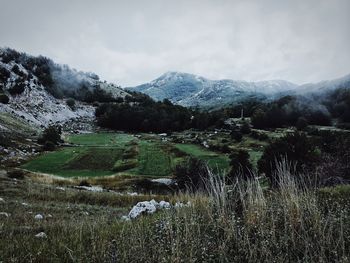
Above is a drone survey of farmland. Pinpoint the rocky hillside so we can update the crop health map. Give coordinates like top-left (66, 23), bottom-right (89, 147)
top-left (127, 72), bottom-right (298, 108)
top-left (0, 48), bottom-right (129, 129)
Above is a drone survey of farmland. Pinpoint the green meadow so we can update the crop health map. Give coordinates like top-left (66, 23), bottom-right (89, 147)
top-left (22, 132), bottom-right (231, 178)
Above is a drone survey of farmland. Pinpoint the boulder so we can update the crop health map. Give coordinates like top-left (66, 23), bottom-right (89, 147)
top-left (35, 232), bottom-right (47, 239)
top-left (128, 200), bottom-right (157, 219)
top-left (34, 214), bottom-right (44, 220)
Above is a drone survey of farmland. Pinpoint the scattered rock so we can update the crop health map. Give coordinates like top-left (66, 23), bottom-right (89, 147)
top-left (35, 232), bottom-right (47, 239)
top-left (151, 178), bottom-right (173, 185)
top-left (55, 186), bottom-right (65, 191)
top-left (74, 185), bottom-right (103, 192)
top-left (121, 215), bottom-right (130, 221)
top-left (128, 200), bottom-right (158, 219)
top-left (126, 199), bottom-right (176, 219)
top-left (34, 214), bottom-right (44, 220)
top-left (159, 201), bottom-right (171, 209)
top-left (175, 201), bottom-right (192, 208)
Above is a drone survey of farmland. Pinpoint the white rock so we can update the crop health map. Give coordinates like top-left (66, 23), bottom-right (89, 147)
top-left (127, 192), bottom-right (138, 196)
top-left (175, 201), bottom-right (192, 208)
top-left (121, 215), bottom-right (130, 221)
top-left (34, 214), bottom-right (44, 220)
top-left (35, 232), bottom-right (47, 239)
top-left (159, 201), bottom-right (171, 209)
top-left (151, 178), bottom-right (173, 185)
top-left (0, 212), bottom-right (9, 217)
top-left (128, 201), bottom-right (157, 219)
top-left (74, 185), bottom-right (103, 192)
top-left (0, 197), bottom-right (4, 203)
top-left (21, 202), bottom-right (29, 206)
top-left (55, 186), bottom-right (65, 191)
top-left (149, 199), bottom-right (159, 208)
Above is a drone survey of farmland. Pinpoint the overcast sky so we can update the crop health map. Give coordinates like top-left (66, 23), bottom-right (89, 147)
top-left (0, 0), bottom-right (349, 86)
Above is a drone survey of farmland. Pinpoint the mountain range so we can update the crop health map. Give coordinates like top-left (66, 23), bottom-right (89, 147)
top-left (1, 47), bottom-right (350, 131)
top-left (127, 72), bottom-right (350, 108)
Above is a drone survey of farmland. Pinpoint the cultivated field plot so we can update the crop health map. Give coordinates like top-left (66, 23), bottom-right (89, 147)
top-left (22, 132), bottom-right (231, 178)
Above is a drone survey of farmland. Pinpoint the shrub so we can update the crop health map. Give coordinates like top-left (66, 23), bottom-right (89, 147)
top-left (174, 157), bottom-right (209, 191)
top-left (250, 130), bottom-right (269, 141)
top-left (228, 149), bottom-right (253, 181)
top-left (42, 141), bottom-right (56, 151)
top-left (240, 121), bottom-right (251, 134)
top-left (0, 67), bottom-right (10, 82)
top-left (8, 81), bottom-right (25, 95)
top-left (251, 108), bottom-right (268, 129)
top-left (230, 130), bottom-right (243, 142)
top-left (258, 132), bottom-right (319, 186)
top-left (38, 125), bottom-right (62, 145)
top-left (66, 98), bottom-right (76, 110)
top-left (296, 117), bottom-right (308, 130)
top-left (7, 169), bottom-right (25, 179)
top-left (0, 93), bottom-right (9, 104)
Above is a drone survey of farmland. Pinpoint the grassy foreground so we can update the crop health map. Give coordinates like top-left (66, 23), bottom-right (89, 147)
top-left (1, 164), bottom-right (350, 262)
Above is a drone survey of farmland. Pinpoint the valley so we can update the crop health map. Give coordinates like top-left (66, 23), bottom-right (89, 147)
top-left (1, 47), bottom-right (350, 262)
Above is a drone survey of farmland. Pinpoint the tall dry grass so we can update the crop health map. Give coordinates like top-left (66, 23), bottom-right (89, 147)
top-left (116, 160), bottom-right (350, 262)
top-left (2, 161), bottom-right (350, 262)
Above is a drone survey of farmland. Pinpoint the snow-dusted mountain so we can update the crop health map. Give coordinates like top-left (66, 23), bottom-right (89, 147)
top-left (127, 72), bottom-right (298, 108)
top-left (297, 74), bottom-right (350, 95)
top-left (0, 48), bottom-right (129, 128)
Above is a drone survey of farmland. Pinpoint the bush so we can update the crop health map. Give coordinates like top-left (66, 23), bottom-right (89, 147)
top-left (251, 108), bottom-right (267, 129)
top-left (228, 149), bottom-right (253, 181)
top-left (8, 81), bottom-right (25, 95)
top-left (42, 141), bottom-right (56, 151)
top-left (0, 93), bottom-right (9, 104)
top-left (38, 125), bottom-right (62, 145)
top-left (7, 169), bottom-right (25, 179)
top-left (240, 121), bottom-right (251, 134)
top-left (0, 67), bottom-right (10, 82)
top-left (174, 157), bottom-right (209, 192)
top-left (250, 130), bottom-right (269, 141)
top-left (230, 130), bottom-right (243, 142)
top-left (258, 132), bottom-right (319, 186)
top-left (296, 117), bottom-right (308, 130)
top-left (66, 98), bottom-right (76, 110)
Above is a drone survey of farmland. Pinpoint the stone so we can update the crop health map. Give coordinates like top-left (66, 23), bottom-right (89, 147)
top-left (34, 214), bottom-right (44, 220)
top-left (35, 232), bottom-right (47, 239)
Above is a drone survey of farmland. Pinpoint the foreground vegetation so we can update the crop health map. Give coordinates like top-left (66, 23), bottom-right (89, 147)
top-left (1, 163), bottom-right (350, 262)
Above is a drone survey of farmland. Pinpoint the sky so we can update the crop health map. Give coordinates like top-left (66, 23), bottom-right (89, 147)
top-left (0, 0), bottom-right (349, 87)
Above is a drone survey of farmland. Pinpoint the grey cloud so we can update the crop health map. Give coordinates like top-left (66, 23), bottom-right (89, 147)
top-left (0, 0), bottom-right (349, 86)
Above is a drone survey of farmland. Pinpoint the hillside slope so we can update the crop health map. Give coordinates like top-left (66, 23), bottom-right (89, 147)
top-left (127, 72), bottom-right (298, 108)
top-left (0, 48), bottom-right (129, 129)
top-left (127, 72), bottom-right (350, 108)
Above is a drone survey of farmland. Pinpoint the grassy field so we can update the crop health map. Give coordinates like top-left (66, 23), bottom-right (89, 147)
top-left (22, 132), bottom-right (231, 178)
top-left (175, 143), bottom-right (230, 173)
